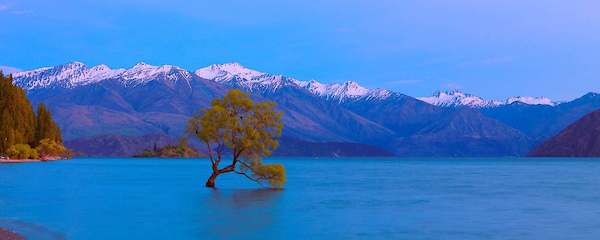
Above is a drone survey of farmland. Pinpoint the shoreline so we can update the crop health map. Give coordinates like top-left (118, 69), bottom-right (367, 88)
top-left (0, 227), bottom-right (25, 240)
top-left (0, 158), bottom-right (67, 164)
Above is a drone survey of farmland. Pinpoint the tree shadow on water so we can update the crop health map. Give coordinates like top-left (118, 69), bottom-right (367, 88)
top-left (198, 188), bottom-right (283, 239)
top-left (209, 188), bottom-right (283, 208)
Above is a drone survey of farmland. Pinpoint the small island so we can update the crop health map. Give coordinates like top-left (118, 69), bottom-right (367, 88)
top-left (0, 72), bottom-right (70, 163)
top-left (133, 138), bottom-right (202, 158)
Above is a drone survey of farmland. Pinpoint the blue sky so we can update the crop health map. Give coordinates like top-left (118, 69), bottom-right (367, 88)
top-left (1, 0), bottom-right (599, 100)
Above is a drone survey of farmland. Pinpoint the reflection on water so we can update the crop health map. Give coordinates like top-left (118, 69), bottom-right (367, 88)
top-left (208, 188), bottom-right (283, 209)
top-left (200, 189), bottom-right (283, 239)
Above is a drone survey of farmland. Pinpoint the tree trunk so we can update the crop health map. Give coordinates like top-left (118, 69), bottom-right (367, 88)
top-left (205, 163), bottom-right (235, 188)
top-left (205, 173), bottom-right (218, 188)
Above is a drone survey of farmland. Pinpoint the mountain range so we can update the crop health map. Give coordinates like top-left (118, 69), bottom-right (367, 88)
top-left (9, 61), bottom-right (600, 157)
top-left (418, 91), bottom-right (556, 108)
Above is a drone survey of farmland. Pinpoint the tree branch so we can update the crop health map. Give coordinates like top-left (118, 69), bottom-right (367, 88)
top-left (234, 170), bottom-right (265, 185)
top-left (232, 147), bottom-right (245, 165)
top-left (216, 142), bottom-right (223, 165)
top-left (217, 164), bottom-right (235, 174)
top-left (205, 142), bottom-right (215, 166)
top-left (238, 160), bottom-right (253, 170)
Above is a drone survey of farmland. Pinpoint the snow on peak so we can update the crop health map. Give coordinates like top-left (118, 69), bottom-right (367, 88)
top-left (364, 88), bottom-right (393, 100)
top-left (505, 96), bottom-right (555, 106)
top-left (12, 61), bottom-right (195, 89)
top-left (418, 91), bottom-right (498, 108)
top-left (196, 63), bottom-right (306, 92)
top-left (120, 62), bottom-right (192, 85)
top-left (302, 80), bottom-right (328, 95)
top-left (195, 63), bottom-right (264, 82)
top-left (419, 90), bottom-right (555, 108)
top-left (13, 61), bottom-right (558, 107)
top-left (318, 81), bottom-right (369, 100)
top-left (337, 81), bottom-right (369, 96)
top-left (296, 80), bottom-right (391, 101)
top-left (13, 61), bottom-right (125, 89)
top-left (195, 63), bottom-right (392, 101)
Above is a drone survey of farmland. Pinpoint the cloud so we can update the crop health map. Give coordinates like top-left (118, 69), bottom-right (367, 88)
top-left (0, 4), bottom-right (33, 15)
top-left (0, 66), bottom-right (21, 74)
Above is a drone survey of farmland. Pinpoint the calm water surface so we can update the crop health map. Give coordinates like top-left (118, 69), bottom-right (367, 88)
top-left (1, 157), bottom-right (600, 239)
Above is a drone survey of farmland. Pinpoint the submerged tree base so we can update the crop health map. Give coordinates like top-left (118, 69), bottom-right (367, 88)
top-left (205, 174), bottom-right (217, 188)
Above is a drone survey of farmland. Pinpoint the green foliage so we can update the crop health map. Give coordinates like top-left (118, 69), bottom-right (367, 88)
top-left (7, 144), bottom-right (39, 160)
top-left (188, 89), bottom-right (285, 188)
top-left (36, 138), bottom-right (71, 159)
top-left (0, 72), bottom-right (65, 154)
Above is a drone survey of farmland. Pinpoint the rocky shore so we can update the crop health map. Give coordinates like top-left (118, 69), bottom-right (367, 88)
top-left (0, 227), bottom-right (25, 240)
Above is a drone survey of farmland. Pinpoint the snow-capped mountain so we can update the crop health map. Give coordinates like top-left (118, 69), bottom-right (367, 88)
top-left (418, 91), bottom-right (500, 108)
top-left (13, 62), bottom-right (193, 89)
top-left (195, 63), bottom-right (306, 92)
top-left (10, 61), bottom-right (600, 157)
top-left (300, 80), bottom-right (392, 102)
top-left (195, 63), bottom-right (390, 101)
top-left (505, 96), bottom-right (555, 106)
top-left (194, 63), bottom-right (263, 82)
top-left (13, 61), bottom-right (556, 107)
top-left (13, 62), bottom-right (124, 89)
top-left (119, 62), bottom-right (193, 86)
top-left (418, 91), bottom-right (556, 108)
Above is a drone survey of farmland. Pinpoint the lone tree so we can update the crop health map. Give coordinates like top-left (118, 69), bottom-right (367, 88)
top-left (188, 89), bottom-right (285, 188)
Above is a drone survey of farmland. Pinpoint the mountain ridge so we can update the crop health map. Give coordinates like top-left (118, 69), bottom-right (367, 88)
top-left (13, 61), bottom-right (561, 107)
top-left (9, 61), bottom-right (600, 157)
top-left (418, 90), bottom-right (557, 108)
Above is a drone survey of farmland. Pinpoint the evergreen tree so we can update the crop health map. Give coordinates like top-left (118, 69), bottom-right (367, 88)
top-left (0, 72), bottom-right (64, 155)
top-left (35, 103), bottom-right (63, 145)
top-left (0, 72), bottom-right (36, 152)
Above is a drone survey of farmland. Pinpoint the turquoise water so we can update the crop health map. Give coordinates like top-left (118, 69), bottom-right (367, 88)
top-left (2, 158), bottom-right (600, 239)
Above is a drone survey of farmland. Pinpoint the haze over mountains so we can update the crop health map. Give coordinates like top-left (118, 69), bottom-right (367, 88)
top-left (10, 62), bottom-right (600, 157)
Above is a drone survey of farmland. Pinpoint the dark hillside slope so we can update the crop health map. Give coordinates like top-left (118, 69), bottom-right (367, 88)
top-left (530, 109), bottom-right (600, 157)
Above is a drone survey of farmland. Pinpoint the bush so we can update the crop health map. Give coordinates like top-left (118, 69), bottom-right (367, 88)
top-left (36, 138), bottom-right (70, 159)
top-left (7, 144), bottom-right (39, 160)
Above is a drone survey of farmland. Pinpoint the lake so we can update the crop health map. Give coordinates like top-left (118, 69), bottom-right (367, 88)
top-left (1, 157), bottom-right (600, 239)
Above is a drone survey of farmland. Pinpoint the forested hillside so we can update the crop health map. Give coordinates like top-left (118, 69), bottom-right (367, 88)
top-left (0, 72), bottom-right (67, 159)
